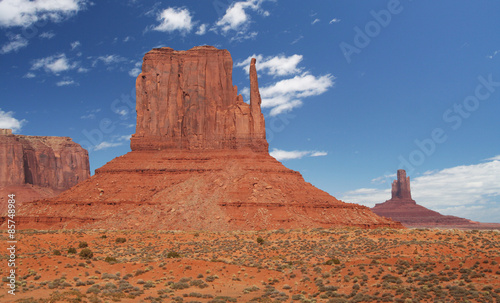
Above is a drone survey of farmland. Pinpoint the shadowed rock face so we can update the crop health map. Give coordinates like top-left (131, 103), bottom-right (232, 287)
top-left (0, 130), bottom-right (90, 214)
top-left (391, 169), bottom-right (413, 201)
top-left (10, 46), bottom-right (402, 231)
top-left (372, 170), bottom-right (477, 228)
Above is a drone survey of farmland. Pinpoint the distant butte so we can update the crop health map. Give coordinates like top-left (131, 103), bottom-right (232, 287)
top-left (371, 169), bottom-right (500, 229)
top-left (8, 46), bottom-right (401, 231)
top-left (0, 129), bottom-right (90, 215)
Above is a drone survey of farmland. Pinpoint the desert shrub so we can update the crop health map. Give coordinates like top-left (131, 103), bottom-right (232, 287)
top-left (256, 237), bottom-right (265, 245)
top-left (53, 250), bottom-right (61, 256)
top-left (79, 248), bottom-right (93, 259)
top-left (143, 281), bottom-right (155, 289)
top-left (167, 251), bottom-right (181, 258)
top-left (205, 275), bottom-right (219, 282)
top-left (190, 279), bottom-right (209, 288)
top-left (134, 269), bottom-right (145, 276)
top-left (243, 285), bottom-right (260, 293)
top-left (86, 284), bottom-right (101, 294)
top-left (105, 256), bottom-right (117, 263)
top-left (170, 282), bottom-right (190, 290)
top-left (210, 296), bottom-right (237, 302)
top-left (78, 241), bottom-right (88, 248)
top-left (325, 258), bottom-right (341, 265)
top-left (115, 237), bottom-right (126, 243)
top-left (67, 247), bottom-right (77, 254)
top-left (382, 274), bottom-right (402, 284)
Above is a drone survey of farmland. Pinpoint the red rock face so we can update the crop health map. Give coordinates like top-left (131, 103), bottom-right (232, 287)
top-left (372, 170), bottom-right (477, 228)
top-left (9, 46), bottom-right (402, 231)
top-left (131, 46), bottom-right (267, 152)
top-left (0, 130), bottom-right (90, 214)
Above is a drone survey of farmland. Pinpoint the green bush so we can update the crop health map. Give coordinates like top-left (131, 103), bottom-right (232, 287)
top-left (78, 241), bottom-right (88, 248)
top-left (256, 237), bottom-right (264, 245)
top-left (105, 256), bottom-right (118, 263)
top-left (53, 249), bottom-right (61, 256)
top-left (68, 247), bottom-right (77, 254)
top-left (79, 248), bottom-right (93, 259)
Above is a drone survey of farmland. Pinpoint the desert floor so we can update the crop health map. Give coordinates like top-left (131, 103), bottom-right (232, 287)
top-left (0, 228), bottom-right (499, 302)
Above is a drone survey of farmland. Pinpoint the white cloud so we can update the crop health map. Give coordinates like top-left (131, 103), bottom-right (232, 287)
top-left (487, 50), bottom-right (499, 59)
top-left (95, 54), bottom-right (127, 65)
top-left (31, 53), bottom-right (77, 74)
top-left (123, 36), bottom-right (132, 42)
top-left (238, 53), bottom-right (334, 116)
top-left (259, 73), bottom-right (335, 116)
top-left (371, 173), bottom-right (397, 184)
top-left (80, 113), bottom-right (95, 120)
top-left (153, 7), bottom-right (193, 34)
top-left (311, 18), bottom-right (320, 25)
top-left (215, 0), bottom-right (269, 33)
top-left (0, 34), bottom-right (28, 54)
top-left (291, 35), bottom-right (303, 45)
top-left (0, 0), bottom-right (88, 28)
top-left (340, 156), bottom-right (500, 222)
top-left (268, 100), bottom-right (302, 116)
top-left (39, 31), bottom-right (55, 39)
top-left (56, 79), bottom-right (77, 86)
top-left (115, 109), bottom-right (128, 116)
top-left (486, 155), bottom-right (500, 161)
top-left (23, 72), bottom-right (36, 78)
top-left (270, 148), bottom-right (328, 161)
top-left (195, 24), bottom-right (207, 35)
top-left (128, 61), bottom-right (142, 77)
top-left (329, 18), bottom-right (341, 24)
top-left (128, 67), bottom-right (141, 77)
top-left (119, 135), bottom-right (132, 141)
top-left (311, 151), bottom-right (328, 157)
top-left (0, 109), bottom-right (26, 132)
top-left (77, 67), bottom-right (89, 73)
top-left (94, 141), bottom-right (123, 151)
top-left (236, 54), bottom-right (303, 77)
top-left (70, 41), bottom-right (81, 50)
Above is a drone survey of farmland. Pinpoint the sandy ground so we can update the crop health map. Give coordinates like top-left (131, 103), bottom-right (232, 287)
top-left (0, 228), bottom-right (499, 302)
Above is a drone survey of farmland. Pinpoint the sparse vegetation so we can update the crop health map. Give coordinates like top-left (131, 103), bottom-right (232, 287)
top-left (167, 251), bottom-right (181, 258)
top-left (79, 248), bottom-right (93, 259)
top-left (115, 237), bottom-right (127, 243)
top-left (11, 228), bottom-right (500, 302)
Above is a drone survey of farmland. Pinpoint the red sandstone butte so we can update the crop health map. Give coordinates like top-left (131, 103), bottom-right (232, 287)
top-left (371, 169), bottom-right (480, 228)
top-left (0, 129), bottom-right (90, 214)
top-left (11, 46), bottom-right (401, 231)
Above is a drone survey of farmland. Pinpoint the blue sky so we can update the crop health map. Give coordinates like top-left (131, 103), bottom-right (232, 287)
top-left (1, 0), bottom-right (499, 222)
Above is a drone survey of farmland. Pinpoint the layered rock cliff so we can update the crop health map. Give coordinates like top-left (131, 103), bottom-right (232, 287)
top-left (372, 170), bottom-right (478, 228)
top-left (11, 46), bottom-right (401, 231)
top-left (132, 46), bottom-right (267, 152)
top-left (0, 129), bottom-right (90, 214)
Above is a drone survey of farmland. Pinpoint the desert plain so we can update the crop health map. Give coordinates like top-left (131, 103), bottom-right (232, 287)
top-left (1, 227), bottom-right (499, 303)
